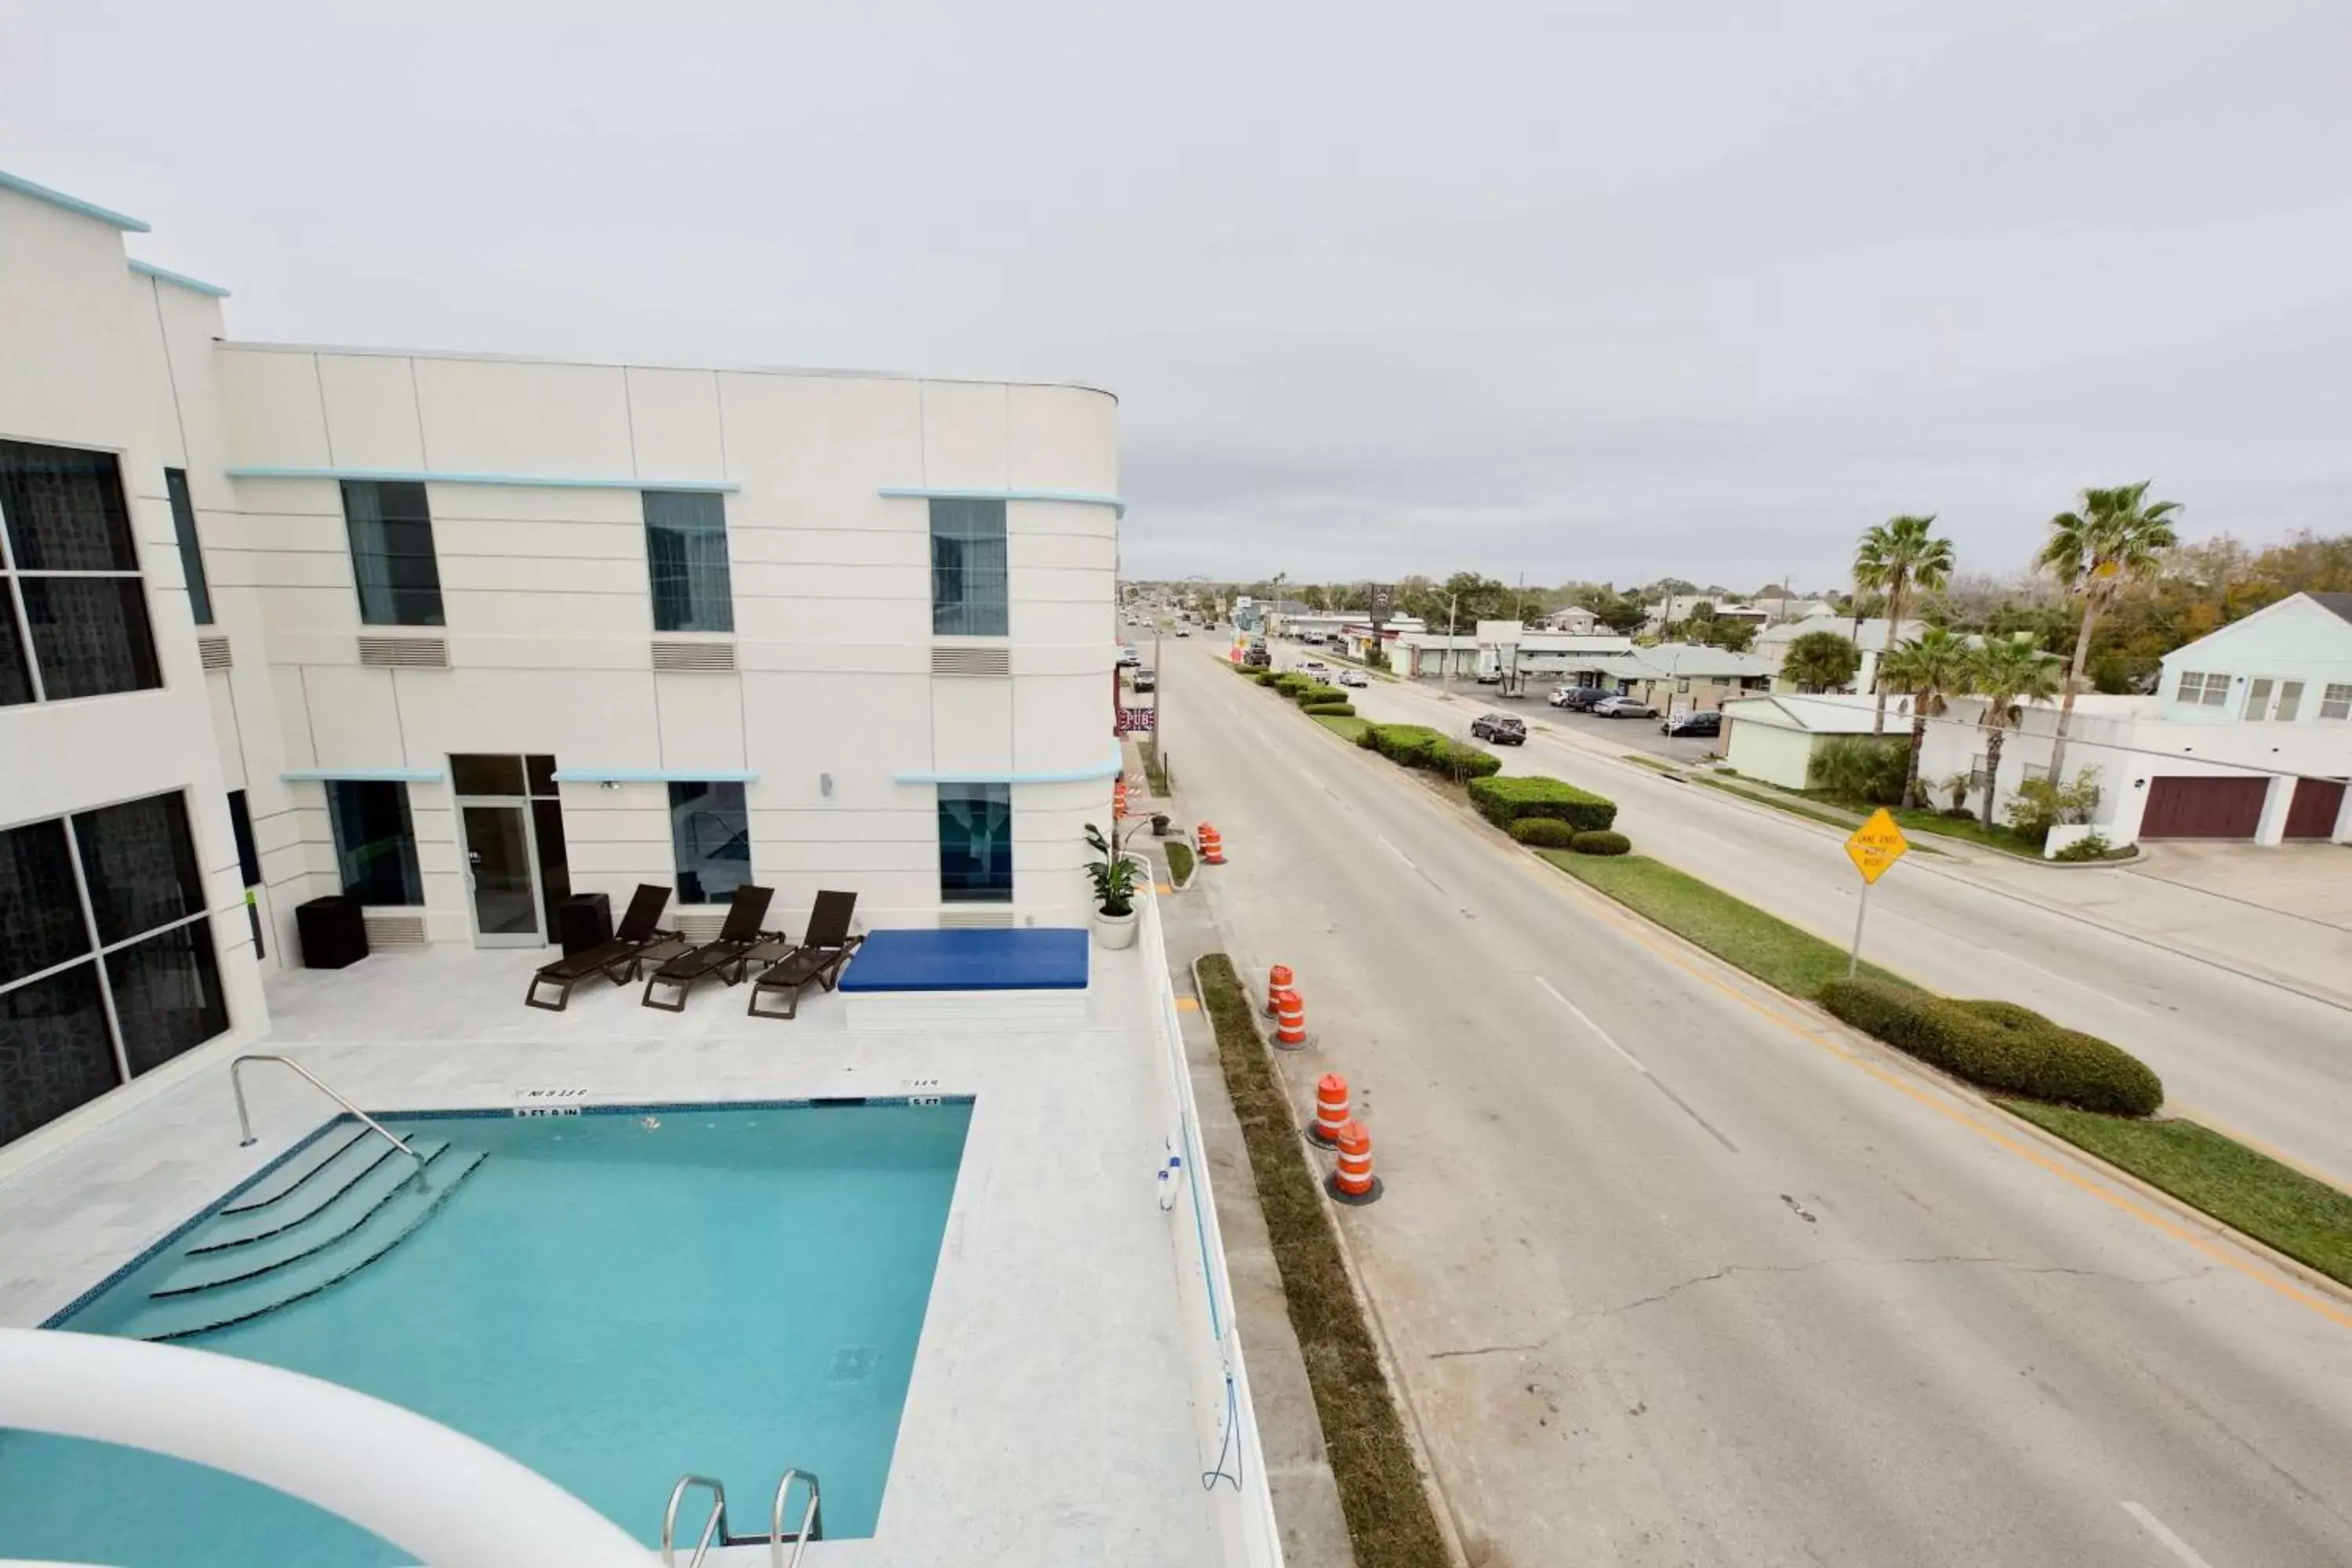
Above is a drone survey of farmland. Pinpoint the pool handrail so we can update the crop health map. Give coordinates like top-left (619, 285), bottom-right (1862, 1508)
top-left (662, 1473), bottom-right (728, 1566)
top-left (231, 1054), bottom-right (423, 1166)
top-left (770, 1468), bottom-right (822, 1567)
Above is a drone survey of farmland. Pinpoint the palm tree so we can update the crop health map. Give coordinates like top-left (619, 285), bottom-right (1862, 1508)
top-left (1781, 630), bottom-right (1861, 692)
top-left (1967, 637), bottom-right (2063, 830)
top-left (1852, 515), bottom-right (1956, 735)
top-left (2038, 481), bottom-right (2180, 784)
top-left (1878, 627), bottom-right (1977, 810)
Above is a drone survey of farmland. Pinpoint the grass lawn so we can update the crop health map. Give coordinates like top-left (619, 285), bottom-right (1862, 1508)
top-left (1196, 956), bottom-right (1451, 1568)
top-left (2002, 1102), bottom-right (2352, 1288)
top-left (1686, 773), bottom-right (1864, 831)
top-left (1539, 851), bottom-right (1911, 997)
top-left (1165, 838), bottom-right (1195, 884)
top-left (1619, 753), bottom-right (1682, 775)
top-left (1314, 714), bottom-right (1371, 742)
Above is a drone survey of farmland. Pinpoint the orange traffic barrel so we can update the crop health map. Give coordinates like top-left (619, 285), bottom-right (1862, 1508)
top-left (1265, 964), bottom-right (1294, 1015)
top-left (1327, 1120), bottom-right (1381, 1205)
top-left (1308, 1073), bottom-right (1350, 1146)
top-left (1274, 988), bottom-right (1307, 1049)
top-left (1113, 778), bottom-right (1128, 819)
top-left (1197, 823), bottom-right (1225, 863)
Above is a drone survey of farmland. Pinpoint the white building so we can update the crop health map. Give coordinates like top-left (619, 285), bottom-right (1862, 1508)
top-left (1, 168), bottom-right (1122, 1152)
top-left (1754, 612), bottom-right (1926, 695)
top-left (1541, 604), bottom-right (1600, 633)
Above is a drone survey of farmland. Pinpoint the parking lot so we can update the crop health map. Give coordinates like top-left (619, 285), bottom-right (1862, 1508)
top-left (1440, 682), bottom-right (1726, 763)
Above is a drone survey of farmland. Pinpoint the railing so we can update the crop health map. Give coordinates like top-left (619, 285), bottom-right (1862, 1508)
top-left (231, 1054), bottom-right (422, 1165)
top-left (661, 1474), bottom-right (728, 1568)
top-left (769, 1468), bottom-right (822, 1568)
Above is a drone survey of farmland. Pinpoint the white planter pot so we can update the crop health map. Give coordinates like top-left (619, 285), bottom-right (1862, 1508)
top-left (1092, 906), bottom-right (1140, 949)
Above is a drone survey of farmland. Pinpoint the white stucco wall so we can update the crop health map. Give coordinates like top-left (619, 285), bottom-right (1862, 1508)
top-left (1722, 718), bottom-right (1820, 789)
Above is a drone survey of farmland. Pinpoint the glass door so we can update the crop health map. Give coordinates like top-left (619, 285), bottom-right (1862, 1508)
top-left (458, 802), bottom-right (544, 947)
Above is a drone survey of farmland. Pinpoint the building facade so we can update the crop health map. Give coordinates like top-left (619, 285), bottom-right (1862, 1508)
top-left (1, 170), bottom-right (1121, 1152)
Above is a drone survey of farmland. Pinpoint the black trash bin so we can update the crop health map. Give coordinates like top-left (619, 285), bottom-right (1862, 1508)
top-left (557, 891), bottom-right (613, 956)
top-left (296, 895), bottom-right (368, 970)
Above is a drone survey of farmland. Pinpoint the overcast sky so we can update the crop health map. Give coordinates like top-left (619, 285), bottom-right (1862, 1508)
top-left (6, 2), bottom-right (2347, 592)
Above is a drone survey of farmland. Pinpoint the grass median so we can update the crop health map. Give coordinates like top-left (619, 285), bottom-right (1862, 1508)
top-left (2003, 1102), bottom-right (2352, 1288)
top-left (1537, 851), bottom-right (1910, 996)
top-left (1198, 954), bottom-right (1451, 1568)
top-left (1166, 838), bottom-right (1195, 884)
top-left (1315, 714), bottom-right (1371, 742)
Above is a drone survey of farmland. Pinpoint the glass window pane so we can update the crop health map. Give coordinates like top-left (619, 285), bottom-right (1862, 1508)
top-left (929, 499), bottom-right (1007, 637)
top-left (342, 481), bottom-right (444, 626)
top-left (0, 818), bottom-right (92, 987)
top-left (449, 754), bottom-right (526, 796)
top-left (531, 797), bottom-right (572, 933)
top-left (0, 595), bottom-right (32, 708)
top-left (0, 962), bottom-right (122, 1148)
top-left (108, 919), bottom-right (228, 1075)
top-left (937, 782), bottom-right (1013, 903)
top-left (644, 492), bottom-right (734, 633)
top-left (667, 781), bottom-right (750, 904)
top-left (2275, 681), bottom-right (2303, 722)
top-left (227, 790), bottom-right (262, 888)
top-left (0, 439), bottom-right (140, 571)
top-left (525, 753), bottom-right (558, 796)
top-left (17, 576), bottom-right (163, 699)
top-left (165, 467), bottom-right (213, 626)
top-left (72, 793), bottom-right (207, 947)
top-left (325, 781), bottom-right (425, 906)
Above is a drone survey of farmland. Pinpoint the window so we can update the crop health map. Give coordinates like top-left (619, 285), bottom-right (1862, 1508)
top-left (2322, 684), bottom-right (2352, 721)
top-left (644, 492), bottom-right (734, 633)
top-left (668, 781), bottom-right (750, 904)
top-left (930, 499), bottom-right (1008, 637)
top-left (0, 792), bottom-right (227, 1149)
top-left (937, 782), bottom-right (1013, 903)
top-left (341, 480), bottom-right (443, 626)
top-left (2241, 677), bottom-right (2274, 721)
top-left (165, 468), bottom-right (212, 626)
top-left (0, 439), bottom-right (163, 704)
top-left (2274, 681), bottom-right (2304, 722)
top-left (325, 781), bottom-right (425, 906)
top-left (2176, 670), bottom-right (2228, 707)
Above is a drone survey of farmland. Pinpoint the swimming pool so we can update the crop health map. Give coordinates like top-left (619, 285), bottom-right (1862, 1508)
top-left (0, 1098), bottom-right (971, 1566)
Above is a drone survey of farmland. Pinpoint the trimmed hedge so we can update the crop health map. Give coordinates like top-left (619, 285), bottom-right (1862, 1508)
top-left (1818, 978), bottom-right (2163, 1116)
top-left (1508, 818), bottom-right (1578, 848)
top-left (1272, 673), bottom-right (1313, 696)
top-left (1360, 723), bottom-right (1502, 779)
top-left (1304, 701), bottom-right (1358, 717)
top-left (1571, 829), bottom-right (1632, 856)
top-left (1466, 774), bottom-right (1618, 833)
top-left (1294, 684), bottom-right (1347, 706)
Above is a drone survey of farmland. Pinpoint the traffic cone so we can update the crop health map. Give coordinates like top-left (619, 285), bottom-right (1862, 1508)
top-left (1327, 1120), bottom-right (1381, 1205)
top-left (1274, 988), bottom-right (1307, 1049)
top-left (1265, 964), bottom-right (1294, 1016)
top-left (1308, 1074), bottom-right (1350, 1146)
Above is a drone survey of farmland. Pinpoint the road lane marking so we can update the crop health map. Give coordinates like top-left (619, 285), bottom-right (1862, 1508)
top-left (1536, 975), bottom-right (1739, 1153)
top-left (1375, 833), bottom-right (1448, 895)
top-left (2122, 1503), bottom-right (2217, 1567)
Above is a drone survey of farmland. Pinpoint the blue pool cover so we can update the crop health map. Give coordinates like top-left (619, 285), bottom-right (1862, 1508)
top-left (839, 927), bottom-right (1091, 992)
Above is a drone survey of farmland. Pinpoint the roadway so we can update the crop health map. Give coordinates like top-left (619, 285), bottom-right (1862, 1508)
top-left (1275, 648), bottom-right (2352, 1192)
top-left (1167, 641), bottom-right (2352, 1568)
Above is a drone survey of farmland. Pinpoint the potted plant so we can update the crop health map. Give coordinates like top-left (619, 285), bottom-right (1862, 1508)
top-left (1083, 821), bottom-right (1142, 949)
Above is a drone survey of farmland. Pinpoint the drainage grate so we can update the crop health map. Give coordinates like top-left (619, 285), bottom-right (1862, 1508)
top-left (358, 635), bottom-right (449, 670)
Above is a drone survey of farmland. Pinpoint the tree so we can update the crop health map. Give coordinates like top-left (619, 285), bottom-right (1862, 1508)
top-left (1967, 638), bottom-right (2063, 830)
top-left (2038, 481), bottom-right (2180, 784)
top-left (1853, 515), bottom-right (1956, 737)
top-left (1782, 630), bottom-right (1860, 691)
top-left (1693, 617), bottom-right (1757, 652)
top-left (1878, 627), bottom-right (1977, 810)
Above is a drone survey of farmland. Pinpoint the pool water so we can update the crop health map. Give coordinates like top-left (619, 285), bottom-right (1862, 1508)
top-left (0, 1099), bottom-right (971, 1566)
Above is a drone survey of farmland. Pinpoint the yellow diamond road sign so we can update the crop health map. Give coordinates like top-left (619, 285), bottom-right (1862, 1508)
top-left (1845, 808), bottom-right (1911, 884)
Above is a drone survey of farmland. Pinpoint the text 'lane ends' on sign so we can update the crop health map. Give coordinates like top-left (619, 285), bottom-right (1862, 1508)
top-left (1845, 808), bottom-right (1911, 885)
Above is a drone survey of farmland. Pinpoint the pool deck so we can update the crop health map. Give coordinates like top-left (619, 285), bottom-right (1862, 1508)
top-left (0, 928), bottom-right (1263, 1566)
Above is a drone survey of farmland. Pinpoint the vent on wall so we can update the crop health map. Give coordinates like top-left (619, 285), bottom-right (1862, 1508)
top-left (358, 636), bottom-right (450, 670)
top-left (938, 906), bottom-right (1016, 928)
top-left (196, 635), bottom-right (232, 671)
top-left (931, 646), bottom-right (1011, 677)
top-left (674, 910), bottom-right (734, 942)
top-left (652, 639), bottom-right (737, 673)
top-left (361, 913), bottom-right (429, 949)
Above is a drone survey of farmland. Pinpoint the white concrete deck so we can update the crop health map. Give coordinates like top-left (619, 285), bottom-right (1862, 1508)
top-left (0, 927), bottom-right (1272, 1566)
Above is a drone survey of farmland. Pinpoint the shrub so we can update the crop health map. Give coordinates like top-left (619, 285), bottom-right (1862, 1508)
top-left (1465, 774), bottom-right (1619, 833)
top-left (1249, 669), bottom-right (1282, 686)
top-left (1303, 701), bottom-right (1357, 717)
top-left (1294, 683), bottom-right (1346, 705)
top-left (1354, 722), bottom-right (1380, 749)
top-left (1272, 673), bottom-right (1312, 696)
top-left (2053, 832), bottom-right (2114, 862)
top-left (1808, 736), bottom-right (1909, 806)
top-left (1439, 742), bottom-right (1504, 779)
top-left (1571, 829), bottom-right (1632, 855)
top-left (1817, 978), bottom-right (2162, 1116)
top-left (1359, 724), bottom-right (1500, 778)
top-left (2007, 768), bottom-right (2103, 846)
top-left (1508, 818), bottom-right (1579, 848)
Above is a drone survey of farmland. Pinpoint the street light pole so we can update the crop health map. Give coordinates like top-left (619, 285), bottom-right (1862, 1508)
top-left (1440, 592), bottom-right (1459, 702)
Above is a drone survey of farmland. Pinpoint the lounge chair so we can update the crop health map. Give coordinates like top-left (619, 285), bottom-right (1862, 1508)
top-left (639, 884), bottom-right (777, 1012)
top-left (524, 884), bottom-right (678, 1011)
top-left (746, 890), bottom-right (866, 1020)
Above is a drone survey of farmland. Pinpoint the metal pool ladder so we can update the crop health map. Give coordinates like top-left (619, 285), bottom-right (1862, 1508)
top-left (661, 1469), bottom-right (823, 1567)
top-left (230, 1054), bottom-right (422, 1165)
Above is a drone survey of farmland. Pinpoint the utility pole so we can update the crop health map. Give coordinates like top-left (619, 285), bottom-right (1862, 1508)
top-left (1440, 592), bottom-right (1459, 701)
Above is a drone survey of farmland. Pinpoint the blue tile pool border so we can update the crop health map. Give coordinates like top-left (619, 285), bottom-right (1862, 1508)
top-left (38, 1095), bottom-right (975, 1327)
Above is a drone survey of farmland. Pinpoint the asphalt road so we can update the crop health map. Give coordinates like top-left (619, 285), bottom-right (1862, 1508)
top-left (1171, 643), bottom-right (2352, 1568)
top-left (1277, 649), bottom-right (2352, 1194)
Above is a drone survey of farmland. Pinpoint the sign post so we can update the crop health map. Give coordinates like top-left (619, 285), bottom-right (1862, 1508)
top-left (1842, 807), bottom-right (1911, 975)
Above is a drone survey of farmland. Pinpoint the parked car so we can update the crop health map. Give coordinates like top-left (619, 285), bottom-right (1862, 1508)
top-left (1174, 627), bottom-right (1190, 637)
top-left (1131, 668), bottom-right (1156, 692)
top-left (1475, 670), bottom-right (1504, 684)
top-left (1338, 668), bottom-right (1369, 688)
top-left (1469, 713), bottom-right (1527, 745)
top-left (1301, 660), bottom-right (1330, 675)
top-left (1661, 709), bottom-right (1722, 737)
top-left (1592, 695), bottom-right (1656, 720)
top-left (1550, 686), bottom-right (1606, 710)
top-left (1117, 644), bottom-right (1142, 667)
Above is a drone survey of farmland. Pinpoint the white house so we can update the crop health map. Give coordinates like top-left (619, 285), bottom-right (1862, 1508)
top-left (1542, 604), bottom-right (1600, 634)
top-left (1719, 694), bottom-right (1889, 787)
top-left (0, 168), bottom-right (1122, 1151)
top-left (1642, 594), bottom-right (1770, 636)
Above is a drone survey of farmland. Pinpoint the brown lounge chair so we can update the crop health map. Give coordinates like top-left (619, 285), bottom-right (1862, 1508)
top-left (524, 884), bottom-right (678, 1011)
top-left (747, 890), bottom-right (866, 1020)
top-left (640, 884), bottom-right (777, 1011)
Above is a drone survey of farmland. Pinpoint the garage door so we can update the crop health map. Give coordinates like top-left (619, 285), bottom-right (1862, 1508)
top-left (2140, 776), bottom-right (2269, 840)
top-left (2285, 778), bottom-right (2347, 840)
